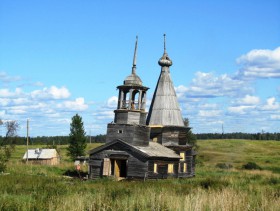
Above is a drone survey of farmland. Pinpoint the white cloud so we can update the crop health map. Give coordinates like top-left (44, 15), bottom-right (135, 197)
top-left (107, 96), bottom-right (118, 108)
top-left (198, 110), bottom-right (221, 117)
top-left (0, 88), bottom-right (23, 98)
top-left (31, 86), bottom-right (70, 100)
top-left (240, 95), bottom-right (260, 105)
top-left (237, 47), bottom-right (280, 78)
top-left (261, 97), bottom-right (280, 111)
top-left (176, 72), bottom-right (253, 99)
top-left (94, 110), bottom-right (114, 120)
top-left (227, 105), bottom-right (255, 114)
top-left (0, 78), bottom-right (90, 136)
top-left (0, 98), bottom-right (10, 106)
top-left (232, 95), bottom-right (260, 106)
top-left (58, 98), bottom-right (88, 111)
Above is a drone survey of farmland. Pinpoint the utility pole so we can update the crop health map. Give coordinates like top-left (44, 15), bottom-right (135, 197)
top-left (26, 119), bottom-right (29, 164)
top-left (89, 129), bottom-right (91, 144)
top-left (222, 124), bottom-right (224, 139)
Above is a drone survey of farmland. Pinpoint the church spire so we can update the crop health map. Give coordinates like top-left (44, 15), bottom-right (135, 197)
top-left (164, 33), bottom-right (166, 54)
top-left (124, 36), bottom-right (142, 85)
top-left (147, 34), bottom-right (184, 126)
top-left (132, 36), bottom-right (138, 74)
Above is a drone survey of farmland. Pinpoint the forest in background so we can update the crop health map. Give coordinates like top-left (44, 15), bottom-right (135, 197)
top-left (0, 132), bottom-right (279, 145)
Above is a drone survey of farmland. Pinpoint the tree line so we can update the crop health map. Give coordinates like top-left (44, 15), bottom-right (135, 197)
top-left (196, 132), bottom-right (280, 141)
top-left (0, 134), bottom-right (107, 146)
top-left (2, 132), bottom-right (279, 146)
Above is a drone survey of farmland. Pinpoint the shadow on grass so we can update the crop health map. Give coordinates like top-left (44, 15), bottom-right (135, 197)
top-left (63, 169), bottom-right (87, 178)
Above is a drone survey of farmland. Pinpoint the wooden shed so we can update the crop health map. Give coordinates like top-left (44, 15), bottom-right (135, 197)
top-left (22, 148), bottom-right (60, 165)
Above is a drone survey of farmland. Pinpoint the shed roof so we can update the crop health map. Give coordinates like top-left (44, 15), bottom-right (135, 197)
top-left (23, 149), bottom-right (58, 160)
top-left (137, 142), bottom-right (181, 158)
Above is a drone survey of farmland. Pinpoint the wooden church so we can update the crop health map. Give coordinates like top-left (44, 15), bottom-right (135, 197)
top-left (88, 36), bottom-right (196, 180)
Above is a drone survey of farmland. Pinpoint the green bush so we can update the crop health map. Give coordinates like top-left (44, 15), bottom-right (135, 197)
top-left (216, 163), bottom-right (233, 169)
top-left (242, 162), bottom-right (262, 170)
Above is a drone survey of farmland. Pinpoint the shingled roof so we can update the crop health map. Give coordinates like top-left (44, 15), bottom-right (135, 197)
top-left (89, 139), bottom-right (181, 159)
top-left (146, 35), bottom-right (184, 127)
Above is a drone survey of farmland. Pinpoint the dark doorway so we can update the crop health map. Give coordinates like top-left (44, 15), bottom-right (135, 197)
top-left (111, 159), bottom-right (127, 178)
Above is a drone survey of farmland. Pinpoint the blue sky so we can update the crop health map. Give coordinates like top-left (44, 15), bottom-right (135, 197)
top-left (1, 0), bottom-right (280, 137)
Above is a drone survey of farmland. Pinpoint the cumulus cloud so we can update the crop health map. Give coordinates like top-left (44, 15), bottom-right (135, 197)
top-left (198, 110), bottom-right (221, 117)
top-left (237, 47), bottom-right (280, 79)
top-left (94, 110), bottom-right (114, 120)
top-left (0, 79), bottom-right (90, 136)
top-left (0, 88), bottom-right (23, 98)
top-left (31, 86), bottom-right (70, 100)
top-left (227, 105), bottom-right (256, 115)
top-left (231, 95), bottom-right (260, 106)
top-left (92, 96), bottom-right (118, 121)
top-left (261, 97), bottom-right (280, 111)
top-left (107, 96), bottom-right (118, 108)
top-left (176, 72), bottom-right (252, 99)
top-left (57, 98), bottom-right (88, 111)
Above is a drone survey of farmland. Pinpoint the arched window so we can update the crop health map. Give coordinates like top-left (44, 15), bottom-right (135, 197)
top-left (132, 90), bottom-right (139, 110)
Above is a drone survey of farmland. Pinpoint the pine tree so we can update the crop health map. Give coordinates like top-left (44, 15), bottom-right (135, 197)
top-left (183, 118), bottom-right (197, 148)
top-left (0, 120), bottom-right (19, 172)
top-left (67, 114), bottom-right (87, 161)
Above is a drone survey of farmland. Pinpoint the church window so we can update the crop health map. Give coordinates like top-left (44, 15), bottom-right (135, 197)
top-left (183, 163), bottom-right (187, 172)
top-left (168, 164), bottom-right (174, 173)
top-left (180, 152), bottom-right (185, 161)
top-left (154, 163), bottom-right (158, 173)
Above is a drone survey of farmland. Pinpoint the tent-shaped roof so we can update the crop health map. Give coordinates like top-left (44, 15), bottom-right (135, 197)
top-left (147, 34), bottom-right (184, 127)
top-left (23, 149), bottom-right (58, 159)
top-left (146, 69), bottom-right (184, 126)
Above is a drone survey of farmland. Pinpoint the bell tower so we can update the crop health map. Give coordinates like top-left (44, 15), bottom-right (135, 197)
top-left (106, 36), bottom-right (150, 146)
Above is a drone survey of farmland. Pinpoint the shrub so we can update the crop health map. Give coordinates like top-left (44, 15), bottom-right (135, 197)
top-left (242, 162), bottom-right (262, 170)
top-left (200, 178), bottom-right (229, 189)
top-left (216, 163), bottom-right (233, 169)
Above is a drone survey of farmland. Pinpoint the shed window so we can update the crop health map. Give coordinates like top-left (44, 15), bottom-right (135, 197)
top-left (168, 164), bottom-right (174, 173)
top-left (180, 152), bottom-right (185, 161)
top-left (154, 163), bottom-right (158, 173)
top-left (183, 163), bottom-right (187, 173)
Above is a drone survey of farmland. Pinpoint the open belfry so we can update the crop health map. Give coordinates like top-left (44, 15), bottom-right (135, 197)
top-left (89, 35), bottom-right (196, 180)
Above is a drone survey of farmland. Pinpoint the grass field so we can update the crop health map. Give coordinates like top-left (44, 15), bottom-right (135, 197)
top-left (1, 140), bottom-right (280, 210)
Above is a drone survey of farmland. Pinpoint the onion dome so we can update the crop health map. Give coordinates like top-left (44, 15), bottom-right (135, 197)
top-left (158, 34), bottom-right (173, 67)
top-left (124, 36), bottom-right (143, 86)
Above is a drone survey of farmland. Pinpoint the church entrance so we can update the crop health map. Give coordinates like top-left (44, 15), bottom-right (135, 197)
top-left (111, 159), bottom-right (127, 179)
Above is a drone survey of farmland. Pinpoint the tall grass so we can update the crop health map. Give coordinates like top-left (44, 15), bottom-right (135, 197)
top-left (0, 140), bottom-right (279, 210)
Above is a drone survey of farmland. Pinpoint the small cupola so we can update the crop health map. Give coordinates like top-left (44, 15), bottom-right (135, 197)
top-left (158, 34), bottom-right (173, 67)
top-left (113, 36), bottom-right (149, 124)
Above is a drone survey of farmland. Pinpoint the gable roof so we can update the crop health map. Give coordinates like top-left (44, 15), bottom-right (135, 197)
top-left (23, 149), bottom-right (58, 160)
top-left (89, 139), bottom-right (181, 159)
